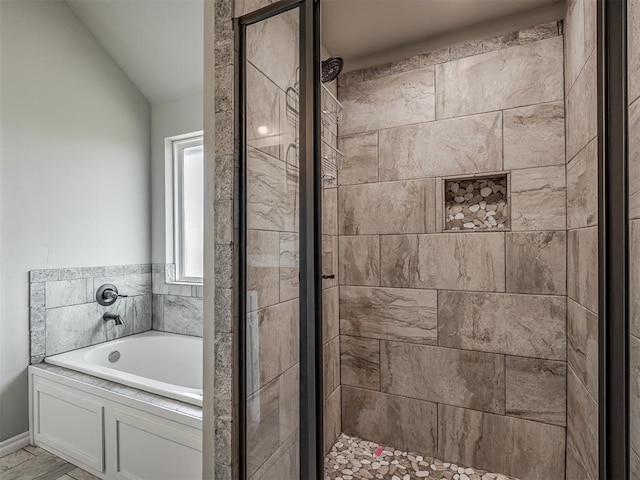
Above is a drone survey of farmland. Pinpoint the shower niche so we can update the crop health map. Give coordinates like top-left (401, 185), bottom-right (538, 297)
top-left (442, 172), bottom-right (510, 231)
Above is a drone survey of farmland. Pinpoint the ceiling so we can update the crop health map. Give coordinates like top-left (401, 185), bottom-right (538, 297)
top-left (67, 0), bottom-right (203, 105)
top-left (322, 0), bottom-right (565, 71)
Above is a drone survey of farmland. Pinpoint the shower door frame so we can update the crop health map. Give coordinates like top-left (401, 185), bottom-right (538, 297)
top-left (598, 0), bottom-right (630, 478)
top-left (236, 0), bottom-right (324, 478)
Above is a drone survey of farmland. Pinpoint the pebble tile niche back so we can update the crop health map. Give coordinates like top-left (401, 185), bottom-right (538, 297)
top-left (444, 174), bottom-right (510, 231)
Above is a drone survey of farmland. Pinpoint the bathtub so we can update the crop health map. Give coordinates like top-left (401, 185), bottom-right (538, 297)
top-left (45, 331), bottom-right (203, 406)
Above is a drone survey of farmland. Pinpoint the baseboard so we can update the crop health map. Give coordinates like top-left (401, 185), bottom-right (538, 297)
top-left (0, 431), bottom-right (30, 458)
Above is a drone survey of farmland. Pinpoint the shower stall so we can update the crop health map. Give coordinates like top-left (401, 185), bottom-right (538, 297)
top-left (209, 0), bottom-right (632, 478)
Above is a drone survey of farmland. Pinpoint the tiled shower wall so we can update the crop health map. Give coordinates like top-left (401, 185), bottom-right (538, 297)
top-left (564, 0), bottom-right (599, 478)
top-left (629, 0), bottom-right (640, 474)
top-left (337, 23), bottom-right (567, 480)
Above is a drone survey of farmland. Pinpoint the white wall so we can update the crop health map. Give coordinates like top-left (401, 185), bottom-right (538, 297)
top-left (151, 93), bottom-right (204, 263)
top-left (0, 0), bottom-right (151, 441)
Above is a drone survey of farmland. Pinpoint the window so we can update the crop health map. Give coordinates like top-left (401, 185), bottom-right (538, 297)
top-left (168, 132), bottom-right (204, 283)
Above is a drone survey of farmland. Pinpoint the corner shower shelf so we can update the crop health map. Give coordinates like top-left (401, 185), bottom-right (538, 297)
top-left (285, 82), bottom-right (344, 186)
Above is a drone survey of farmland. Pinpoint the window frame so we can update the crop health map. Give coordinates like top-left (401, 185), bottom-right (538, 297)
top-left (166, 131), bottom-right (204, 285)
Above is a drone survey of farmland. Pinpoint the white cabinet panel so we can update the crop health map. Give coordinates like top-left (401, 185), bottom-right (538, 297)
top-left (33, 377), bottom-right (105, 472)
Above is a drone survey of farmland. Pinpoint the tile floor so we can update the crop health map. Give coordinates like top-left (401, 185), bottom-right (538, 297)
top-left (324, 434), bottom-right (519, 480)
top-left (0, 445), bottom-right (98, 480)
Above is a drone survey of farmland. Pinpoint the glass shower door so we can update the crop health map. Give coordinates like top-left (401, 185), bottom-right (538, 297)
top-left (239, 1), bottom-right (322, 479)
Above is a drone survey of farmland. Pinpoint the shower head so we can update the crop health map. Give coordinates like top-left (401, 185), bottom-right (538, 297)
top-left (321, 56), bottom-right (344, 83)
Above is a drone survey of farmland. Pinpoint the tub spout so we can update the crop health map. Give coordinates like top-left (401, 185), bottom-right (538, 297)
top-left (103, 312), bottom-right (125, 326)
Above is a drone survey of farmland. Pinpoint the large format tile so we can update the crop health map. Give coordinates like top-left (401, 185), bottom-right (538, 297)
top-left (340, 286), bottom-right (437, 344)
top-left (247, 229), bottom-right (280, 311)
top-left (246, 63), bottom-right (281, 159)
top-left (323, 387), bottom-right (341, 455)
top-left (341, 386), bottom-right (438, 456)
top-left (338, 179), bottom-right (435, 235)
top-left (633, 221), bottom-right (640, 338)
top-left (338, 236), bottom-right (379, 286)
top-left (566, 52), bottom-right (598, 160)
top-left (510, 165), bottom-right (566, 231)
top-left (247, 300), bottom-right (299, 393)
top-left (45, 303), bottom-right (105, 355)
top-left (379, 233), bottom-right (505, 292)
top-left (338, 132), bottom-right (378, 185)
top-left (505, 231), bottom-right (566, 295)
top-left (436, 37), bottom-right (563, 119)
top-left (339, 67), bottom-right (435, 135)
top-left (632, 335), bottom-right (640, 458)
top-left (503, 102), bottom-right (565, 169)
top-left (247, 147), bottom-right (297, 232)
top-left (438, 291), bottom-right (566, 360)
top-left (630, 99), bottom-right (640, 220)
top-left (323, 337), bottom-right (340, 399)
top-left (162, 295), bottom-right (203, 337)
top-left (247, 366), bottom-right (298, 478)
top-left (380, 341), bottom-right (505, 414)
top-left (567, 226), bottom-right (599, 314)
top-left (568, 298), bottom-right (599, 399)
top-left (567, 367), bottom-right (598, 480)
top-left (340, 335), bottom-right (380, 390)
top-left (0, 450), bottom-right (33, 472)
top-left (438, 404), bottom-right (566, 480)
top-left (378, 112), bottom-right (502, 181)
top-left (0, 452), bottom-right (74, 480)
top-left (45, 279), bottom-right (92, 309)
top-left (279, 232), bottom-right (299, 303)
top-left (322, 188), bottom-right (338, 235)
top-left (567, 138), bottom-right (598, 228)
top-left (565, 0), bottom-right (596, 90)
top-left (505, 356), bottom-right (566, 426)
top-left (322, 235), bottom-right (339, 289)
top-left (322, 286), bottom-right (339, 343)
top-left (93, 273), bottom-right (151, 297)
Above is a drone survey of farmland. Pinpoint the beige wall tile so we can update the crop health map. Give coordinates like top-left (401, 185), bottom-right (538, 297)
top-left (510, 165), bottom-right (567, 231)
top-left (378, 112), bottom-right (502, 181)
top-left (506, 356), bottom-right (566, 426)
top-left (342, 386), bottom-right (438, 456)
top-left (436, 37), bottom-right (563, 119)
top-left (339, 236), bottom-right (379, 286)
top-left (505, 231), bottom-right (567, 295)
top-left (322, 235), bottom-right (339, 289)
top-left (340, 286), bottom-right (437, 344)
top-left (438, 291), bottom-right (566, 360)
top-left (340, 335), bottom-right (380, 390)
top-left (503, 102), bottom-right (565, 169)
top-left (566, 52), bottom-right (598, 161)
top-left (323, 336), bottom-right (340, 399)
top-left (338, 132), bottom-right (379, 186)
top-left (632, 335), bottom-right (640, 458)
top-left (323, 386), bottom-right (341, 455)
top-left (567, 226), bottom-right (599, 314)
top-left (438, 404), bottom-right (566, 480)
top-left (567, 138), bottom-right (598, 228)
top-left (322, 188), bottom-right (338, 235)
top-left (247, 230), bottom-right (280, 311)
top-left (246, 300), bottom-right (298, 393)
top-left (568, 299), bottom-right (599, 399)
top-left (338, 179), bottom-right (435, 235)
top-left (322, 286), bottom-right (339, 344)
top-left (564, 0), bottom-right (596, 91)
top-left (380, 233), bottom-right (505, 292)
top-left (630, 99), bottom-right (640, 219)
top-left (339, 67), bottom-right (435, 135)
top-left (279, 232), bottom-right (298, 303)
top-left (567, 368), bottom-right (598, 480)
top-left (380, 341), bottom-right (506, 414)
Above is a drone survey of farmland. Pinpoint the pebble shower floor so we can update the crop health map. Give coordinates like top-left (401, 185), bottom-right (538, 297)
top-left (324, 434), bottom-right (519, 480)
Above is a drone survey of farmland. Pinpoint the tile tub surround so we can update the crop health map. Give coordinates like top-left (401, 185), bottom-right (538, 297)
top-left (152, 263), bottom-right (204, 337)
top-left (565, 0), bottom-right (599, 478)
top-left (29, 264), bottom-right (153, 363)
top-left (337, 21), bottom-right (567, 480)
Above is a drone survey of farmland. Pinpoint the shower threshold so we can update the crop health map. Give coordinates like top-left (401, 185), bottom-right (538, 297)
top-left (324, 434), bottom-right (519, 480)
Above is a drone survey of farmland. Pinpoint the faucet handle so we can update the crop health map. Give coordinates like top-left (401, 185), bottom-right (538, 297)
top-left (96, 284), bottom-right (127, 306)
